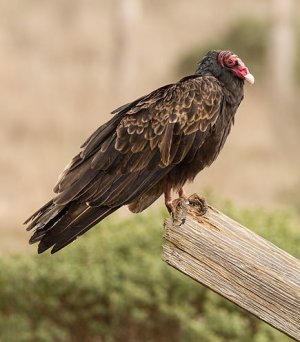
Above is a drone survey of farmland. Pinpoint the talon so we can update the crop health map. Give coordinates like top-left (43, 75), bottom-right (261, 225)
top-left (172, 198), bottom-right (188, 225)
top-left (188, 193), bottom-right (208, 216)
top-left (165, 201), bottom-right (175, 215)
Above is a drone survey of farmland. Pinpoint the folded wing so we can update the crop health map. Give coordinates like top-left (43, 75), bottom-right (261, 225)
top-left (25, 75), bottom-right (224, 253)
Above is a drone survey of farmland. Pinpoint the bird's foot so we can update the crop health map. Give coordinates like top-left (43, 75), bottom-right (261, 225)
top-left (165, 200), bottom-right (174, 215)
top-left (165, 187), bottom-right (206, 224)
top-left (188, 193), bottom-right (208, 216)
top-left (170, 197), bottom-right (189, 226)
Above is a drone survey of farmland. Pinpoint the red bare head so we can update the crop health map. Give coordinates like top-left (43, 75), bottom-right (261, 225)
top-left (217, 50), bottom-right (255, 85)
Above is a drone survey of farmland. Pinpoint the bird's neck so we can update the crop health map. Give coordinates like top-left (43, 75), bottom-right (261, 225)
top-left (218, 72), bottom-right (244, 103)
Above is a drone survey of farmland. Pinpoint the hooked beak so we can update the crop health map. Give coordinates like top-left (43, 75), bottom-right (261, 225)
top-left (234, 57), bottom-right (255, 85)
top-left (244, 72), bottom-right (255, 85)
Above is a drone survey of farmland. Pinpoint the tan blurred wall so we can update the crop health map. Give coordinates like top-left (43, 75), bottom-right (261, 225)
top-left (0, 0), bottom-right (299, 254)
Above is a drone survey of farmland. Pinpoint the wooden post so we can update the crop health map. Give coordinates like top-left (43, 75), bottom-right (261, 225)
top-left (162, 198), bottom-right (300, 341)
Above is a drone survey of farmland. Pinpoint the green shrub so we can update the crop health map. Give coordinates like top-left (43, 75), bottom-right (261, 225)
top-left (0, 204), bottom-right (298, 341)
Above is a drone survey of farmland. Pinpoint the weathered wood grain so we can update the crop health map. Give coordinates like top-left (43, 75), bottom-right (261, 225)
top-left (162, 200), bottom-right (300, 341)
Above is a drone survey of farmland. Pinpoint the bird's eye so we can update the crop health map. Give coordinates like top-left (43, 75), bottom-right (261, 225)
top-left (225, 57), bottom-right (237, 67)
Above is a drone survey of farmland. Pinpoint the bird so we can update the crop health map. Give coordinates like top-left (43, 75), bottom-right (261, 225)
top-left (25, 49), bottom-right (254, 254)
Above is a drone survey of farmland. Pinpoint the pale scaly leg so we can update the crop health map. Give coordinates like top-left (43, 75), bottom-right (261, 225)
top-left (164, 184), bottom-right (174, 214)
top-left (165, 186), bottom-right (188, 214)
top-left (178, 186), bottom-right (188, 199)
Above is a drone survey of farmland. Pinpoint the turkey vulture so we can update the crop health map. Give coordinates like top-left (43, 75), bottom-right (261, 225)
top-left (25, 50), bottom-right (254, 254)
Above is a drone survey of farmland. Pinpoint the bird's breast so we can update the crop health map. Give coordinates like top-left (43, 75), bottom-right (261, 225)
top-left (167, 109), bottom-right (235, 188)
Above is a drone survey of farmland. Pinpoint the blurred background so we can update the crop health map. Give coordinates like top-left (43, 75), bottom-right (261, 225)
top-left (0, 0), bottom-right (299, 341)
top-left (1, 0), bottom-right (300, 254)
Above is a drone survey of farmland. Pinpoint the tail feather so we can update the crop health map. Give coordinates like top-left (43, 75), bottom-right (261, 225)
top-left (25, 151), bottom-right (173, 254)
top-left (36, 205), bottom-right (119, 253)
top-left (29, 202), bottom-right (81, 245)
top-left (24, 199), bottom-right (54, 226)
top-left (26, 203), bottom-right (66, 233)
top-left (26, 200), bottom-right (119, 254)
top-left (46, 206), bottom-right (119, 254)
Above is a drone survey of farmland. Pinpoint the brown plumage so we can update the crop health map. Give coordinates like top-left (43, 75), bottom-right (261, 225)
top-left (25, 50), bottom-right (254, 254)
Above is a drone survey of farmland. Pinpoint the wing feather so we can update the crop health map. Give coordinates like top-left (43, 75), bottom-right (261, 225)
top-left (26, 75), bottom-right (225, 253)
